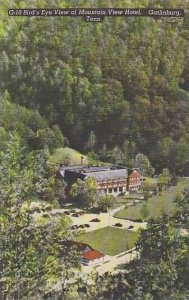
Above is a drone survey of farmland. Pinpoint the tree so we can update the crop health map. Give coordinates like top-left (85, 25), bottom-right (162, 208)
top-left (140, 203), bottom-right (149, 221)
top-left (107, 146), bottom-right (124, 165)
top-left (70, 177), bottom-right (98, 208)
top-left (141, 181), bottom-right (153, 201)
top-left (0, 97), bottom-right (65, 153)
top-left (156, 137), bottom-right (175, 172)
top-left (0, 132), bottom-right (79, 299)
top-left (87, 151), bottom-right (100, 166)
top-left (134, 153), bottom-right (154, 177)
top-left (174, 188), bottom-right (189, 226)
top-left (98, 195), bottom-right (114, 212)
top-left (54, 178), bottom-right (67, 206)
top-left (157, 168), bottom-right (171, 191)
top-left (135, 215), bottom-right (181, 262)
top-left (87, 131), bottom-right (97, 151)
top-left (122, 140), bottom-right (136, 167)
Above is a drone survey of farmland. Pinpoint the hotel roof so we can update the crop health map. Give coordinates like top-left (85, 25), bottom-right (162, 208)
top-left (85, 169), bottom-right (128, 181)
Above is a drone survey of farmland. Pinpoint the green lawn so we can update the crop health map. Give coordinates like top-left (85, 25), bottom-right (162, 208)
top-left (74, 227), bottom-right (139, 256)
top-left (49, 147), bottom-right (88, 165)
top-left (115, 178), bottom-right (189, 221)
top-left (115, 194), bottom-right (142, 205)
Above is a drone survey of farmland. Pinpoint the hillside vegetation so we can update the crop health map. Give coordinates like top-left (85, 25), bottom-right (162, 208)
top-left (0, 0), bottom-right (189, 174)
top-left (49, 147), bottom-right (88, 165)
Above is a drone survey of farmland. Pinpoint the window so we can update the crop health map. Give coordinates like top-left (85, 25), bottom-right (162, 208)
top-left (108, 188), bottom-right (112, 193)
top-left (119, 187), bottom-right (123, 192)
top-left (114, 187), bottom-right (117, 193)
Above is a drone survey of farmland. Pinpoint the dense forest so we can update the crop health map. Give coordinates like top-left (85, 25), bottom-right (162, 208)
top-left (0, 0), bottom-right (189, 174)
top-left (1, 0), bottom-right (189, 299)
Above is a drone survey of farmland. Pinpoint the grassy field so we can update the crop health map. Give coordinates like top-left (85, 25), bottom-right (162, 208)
top-left (49, 147), bottom-right (88, 165)
top-left (115, 178), bottom-right (189, 221)
top-left (115, 193), bottom-right (143, 205)
top-left (74, 227), bottom-right (139, 256)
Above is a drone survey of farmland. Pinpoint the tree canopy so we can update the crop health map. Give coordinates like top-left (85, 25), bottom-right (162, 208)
top-left (0, 133), bottom-right (79, 299)
top-left (0, 0), bottom-right (189, 173)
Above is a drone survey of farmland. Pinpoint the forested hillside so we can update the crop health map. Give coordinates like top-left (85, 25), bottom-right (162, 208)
top-left (0, 0), bottom-right (189, 173)
top-left (1, 1), bottom-right (189, 299)
top-left (0, 97), bottom-right (65, 151)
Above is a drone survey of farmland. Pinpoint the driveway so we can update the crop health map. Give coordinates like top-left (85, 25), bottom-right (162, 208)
top-left (56, 206), bottom-right (147, 233)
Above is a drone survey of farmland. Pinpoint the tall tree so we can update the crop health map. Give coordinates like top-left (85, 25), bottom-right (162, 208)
top-left (70, 177), bottom-right (98, 207)
top-left (0, 132), bottom-right (78, 299)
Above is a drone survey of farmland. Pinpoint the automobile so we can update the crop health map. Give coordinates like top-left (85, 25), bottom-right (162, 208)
top-left (78, 224), bottom-right (85, 229)
top-left (84, 224), bottom-right (90, 228)
top-left (70, 225), bottom-right (78, 230)
top-left (72, 213), bottom-right (80, 217)
top-left (114, 223), bottom-right (122, 227)
top-left (64, 211), bottom-right (70, 215)
top-left (78, 211), bottom-right (85, 215)
top-left (70, 209), bottom-right (77, 213)
top-left (128, 225), bottom-right (134, 229)
top-left (89, 207), bottom-right (101, 214)
top-left (90, 218), bottom-right (100, 222)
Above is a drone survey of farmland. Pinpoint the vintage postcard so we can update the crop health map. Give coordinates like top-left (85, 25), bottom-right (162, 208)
top-left (0, 1), bottom-right (189, 299)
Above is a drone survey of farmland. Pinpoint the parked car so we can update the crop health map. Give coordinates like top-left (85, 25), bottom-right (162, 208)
top-left (78, 224), bottom-right (85, 229)
top-left (90, 218), bottom-right (100, 222)
top-left (89, 207), bottom-right (101, 214)
top-left (70, 209), bottom-right (76, 213)
top-left (114, 223), bottom-right (122, 227)
top-left (72, 213), bottom-right (80, 217)
top-left (64, 211), bottom-right (70, 215)
top-left (71, 225), bottom-right (78, 230)
top-left (128, 225), bottom-right (134, 229)
top-left (78, 211), bottom-right (85, 215)
top-left (84, 224), bottom-right (90, 228)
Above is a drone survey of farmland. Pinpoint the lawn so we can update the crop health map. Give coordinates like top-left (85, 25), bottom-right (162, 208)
top-left (49, 147), bottom-right (88, 165)
top-left (114, 178), bottom-right (189, 221)
top-left (115, 193), bottom-right (143, 205)
top-left (74, 227), bottom-right (139, 256)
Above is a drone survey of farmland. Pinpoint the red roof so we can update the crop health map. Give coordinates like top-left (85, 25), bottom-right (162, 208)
top-left (82, 250), bottom-right (105, 261)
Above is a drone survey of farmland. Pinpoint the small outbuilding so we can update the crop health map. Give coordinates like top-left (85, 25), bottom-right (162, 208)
top-left (80, 249), bottom-right (105, 266)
